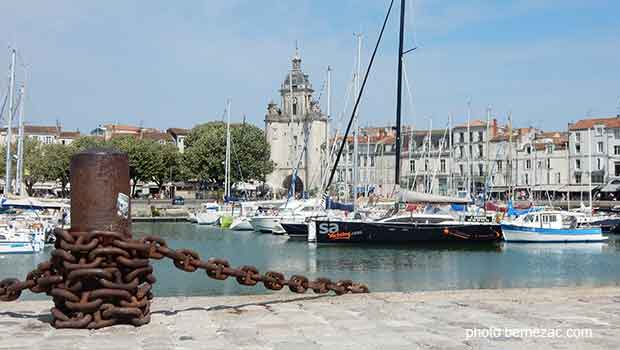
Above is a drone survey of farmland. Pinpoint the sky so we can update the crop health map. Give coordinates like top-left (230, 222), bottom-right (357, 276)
top-left (0, 0), bottom-right (618, 134)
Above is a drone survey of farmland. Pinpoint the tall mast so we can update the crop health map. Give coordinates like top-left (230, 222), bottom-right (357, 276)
top-left (353, 33), bottom-right (362, 207)
top-left (4, 49), bottom-right (16, 195)
top-left (466, 98), bottom-right (472, 196)
top-left (394, 0), bottom-right (406, 188)
top-left (15, 83), bottom-right (25, 196)
top-left (485, 105), bottom-right (491, 201)
top-left (588, 127), bottom-right (593, 213)
top-left (224, 99), bottom-right (231, 200)
top-left (365, 133), bottom-right (370, 196)
top-left (507, 111), bottom-right (513, 201)
top-left (289, 63), bottom-right (295, 197)
top-left (449, 113), bottom-right (453, 195)
top-left (566, 134), bottom-right (570, 210)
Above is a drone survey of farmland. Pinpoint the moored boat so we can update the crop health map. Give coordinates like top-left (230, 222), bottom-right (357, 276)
top-left (501, 210), bottom-right (606, 243)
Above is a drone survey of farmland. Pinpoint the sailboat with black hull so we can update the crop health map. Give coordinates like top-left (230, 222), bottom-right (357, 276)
top-left (310, 0), bottom-right (502, 244)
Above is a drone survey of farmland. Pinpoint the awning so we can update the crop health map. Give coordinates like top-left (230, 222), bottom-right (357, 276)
top-left (488, 186), bottom-right (508, 192)
top-left (532, 185), bottom-right (563, 192)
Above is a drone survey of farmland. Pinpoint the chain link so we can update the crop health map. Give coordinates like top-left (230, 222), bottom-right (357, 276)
top-left (0, 230), bottom-right (368, 329)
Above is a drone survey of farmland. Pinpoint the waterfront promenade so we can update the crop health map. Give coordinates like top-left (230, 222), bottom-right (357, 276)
top-left (0, 287), bottom-right (618, 349)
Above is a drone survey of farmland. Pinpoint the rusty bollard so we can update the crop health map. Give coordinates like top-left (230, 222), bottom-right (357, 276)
top-left (50, 149), bottom-right (154, 328)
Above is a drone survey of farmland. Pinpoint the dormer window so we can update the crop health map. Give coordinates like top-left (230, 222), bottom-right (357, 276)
top-left (595, 125), bottom-right (604, 136)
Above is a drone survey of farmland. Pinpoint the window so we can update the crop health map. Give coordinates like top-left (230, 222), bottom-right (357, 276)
top-left (526, 159), bottom-right (531, 169)
top-left (576, 159), bottom-right (581, 169)
top-left (596, 126), bottom-right (603, 136)
top-left (469, 132), bottom-right (473, 143)
top-left (497, 160), bottom-right (503, 170)
top-left (597, 158), bottom-right (602, 170)
top-left (546, 172), bottom-right (550, 184)
top-left (556, 172), bottom-right (561, 184)
top-left (615, 145), bottom-right (620, 155)
top-left (440, 159), bottom-right (446, 172)
top-left (546, 144), bottom-right (553, 154)
top-left (459, 132), bottom-right (464, 143)
top-left (615, 129), bottom-right (620, 139)
top-left (292, 103), bottom-right (297, 116)
top-left (469, 145), bottom-right (473, 159)
top-left (576, 132), bottom-right (581, 142)
top-left (409, 159), bottom-right (415, 172)
top-left (546, 159), bottom-right (551, 169)
top-left (537, 160), bottom-right (542, 169)
top-left (370, 156), bottom-right (375, 167)
top-left (424, 160), bottom-right (429, 172)
top-left (525, 174), bottom-right (529, 185)
top-left (527, 145), bottom-right (532, 154)
top-left (598, 142), bottom-right (604, 153)
top-left (478, 131), bottom-right (484, 142)
top-left (459, 164), bottom-right (464, 176)
top-left (575, 174), bottom-right (582, 184)
top-left (459, 146), bottom-right (464, 159)
top-left (575, 144), bottom-right (581, 153)
top-left (478, 144), bottom-right (483, 157)
top-left (478, 164), bottom-right (484, 176)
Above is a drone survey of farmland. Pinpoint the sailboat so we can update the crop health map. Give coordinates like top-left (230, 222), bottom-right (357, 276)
top-left (309, 0), bottom-right (502, 244)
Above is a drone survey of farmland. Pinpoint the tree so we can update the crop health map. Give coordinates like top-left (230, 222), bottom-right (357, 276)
top-left (72, 136), bottom-right (107, 152)
top-left (230, 123), bottom-right (274, 183)
top-left (41, 143), bottom-right (74, 197)
top-left (108, 136), bottom-right (163, 196)
top-left (22, 138), bottom-right (47, 196)
top-left (183, 122), bottom-right (227, 184)
top-left (183, 122), bottom-right (273, 187)
top-left (152, 143), bottom-right (180, 190)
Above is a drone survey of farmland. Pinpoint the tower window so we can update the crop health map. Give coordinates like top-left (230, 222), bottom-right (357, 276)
top-left (292, 103), bottom-right (297, 116)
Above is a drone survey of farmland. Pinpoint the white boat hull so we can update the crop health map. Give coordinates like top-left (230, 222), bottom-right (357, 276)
top-left (196, 212), bottom-right (220, 225)
top-left (250, 216), bottom-right (284, 233)
top-left (229, 217), bottom-right (253, 231)
top-left (501, 224), bottom-right (607, 243)
top-left (0, 240), bottom-right (43, 254)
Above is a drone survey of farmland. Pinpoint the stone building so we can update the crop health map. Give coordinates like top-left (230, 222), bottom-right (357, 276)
top-left (264, 52), bottom-right (328, 194)
top-left (0, 125), bottom-right (80, 145)
top-left (450, 119), bottom-right (499, 194)
top-left (401, 128), bottom-right (451, 195)
top-left (331, 127), bottom-right (397, 199)
top-left (568, 116), bottom-right (620, 186)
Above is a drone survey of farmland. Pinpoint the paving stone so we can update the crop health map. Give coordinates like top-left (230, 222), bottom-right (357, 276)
top-left (0, 288), bottom-right (619, 349)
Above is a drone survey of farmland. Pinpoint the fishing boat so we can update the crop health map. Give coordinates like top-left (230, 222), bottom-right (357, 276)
top-left (501, 210), bottom-right (606, 243)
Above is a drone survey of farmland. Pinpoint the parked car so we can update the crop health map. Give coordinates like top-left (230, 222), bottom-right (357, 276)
top-left (172, 196), bottom-right (185, 205)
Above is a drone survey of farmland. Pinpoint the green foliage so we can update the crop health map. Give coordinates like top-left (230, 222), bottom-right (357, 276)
top-left (108, 136), bottom-right (164, 195)
top-left (72, 136), bottom-right (107, 152)
top-left (41, 143), bottom-right (74, 197)
top-left (183, 122), bottom-right (273, 184)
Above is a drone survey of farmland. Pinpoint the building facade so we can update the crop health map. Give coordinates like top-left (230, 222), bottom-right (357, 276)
top-left (0, 125), bottom-right (80, 145)
top-left (264, 52), bottom-right (328, 194)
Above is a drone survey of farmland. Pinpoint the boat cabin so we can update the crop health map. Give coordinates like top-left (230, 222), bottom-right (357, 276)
top-left (518, 211), bottom-right (578, 229)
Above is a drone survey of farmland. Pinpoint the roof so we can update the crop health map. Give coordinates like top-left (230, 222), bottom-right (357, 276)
top-left (454, 119), bottom-right (487, 129)
top-left (0, 125), bottom-right (59, 135)
top-left (568, 116), bottom-right (620, 131)
top-left (59, 131), bottom-right (81, 139)
top-left (167, 128), bottom-right (189, 136)
top-left (103, 124), bottom-right (142, 132)
top-left (142, 132), bottom-right (173, 142)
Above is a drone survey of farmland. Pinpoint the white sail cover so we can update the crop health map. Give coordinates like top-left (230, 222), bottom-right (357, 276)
top-left (396, 190), bottom-right (470, 204)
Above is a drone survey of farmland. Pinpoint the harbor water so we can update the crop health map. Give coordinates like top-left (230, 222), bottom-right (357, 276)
top-left (2, 222), bottom-right (620, 300)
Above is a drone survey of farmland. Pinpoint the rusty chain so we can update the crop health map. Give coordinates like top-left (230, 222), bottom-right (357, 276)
top-left (0, 229), bottom-right (368, 329)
